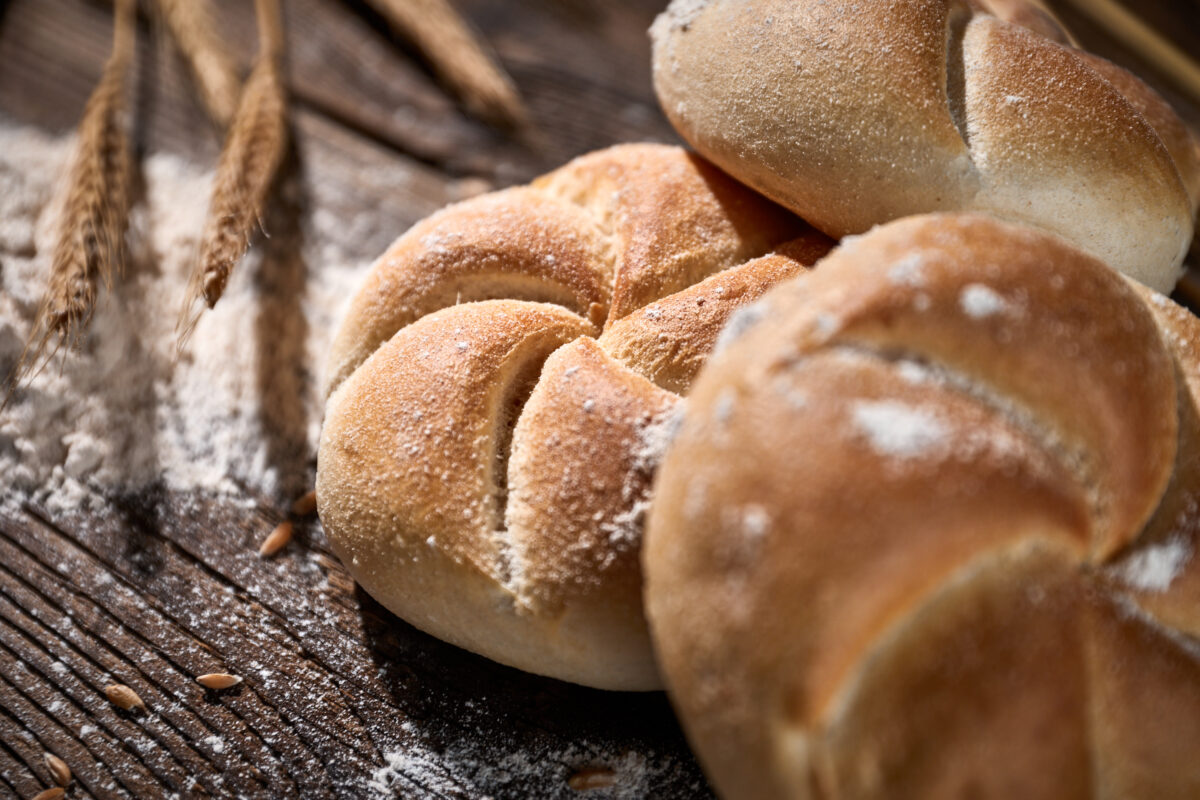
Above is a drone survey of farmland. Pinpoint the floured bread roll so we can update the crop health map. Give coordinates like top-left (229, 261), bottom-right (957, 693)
top-left (317, 143), bottom-right (831, 690)
top-left (645, 214), bottom-right (1200, 797)
top-left (651, 0), bottom-right (1200, 293)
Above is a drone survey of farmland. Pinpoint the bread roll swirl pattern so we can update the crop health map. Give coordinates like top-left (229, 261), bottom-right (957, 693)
top-left (644, 214), bottom-right (1200, 797)
top-left (651, 0), bottom-right (1199, 293)
top-left (317, 144), bottom-right (830, 690)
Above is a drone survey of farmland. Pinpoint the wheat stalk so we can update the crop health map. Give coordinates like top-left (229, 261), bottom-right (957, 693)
top-left (152, 0), bottom-right (240, 128)
top-left (364, 0), bottom-right (527, 129)
top-left (177, 0), bottom-right (288, 347)
top-left (3, 0), bottom-right (135, 404)
top-left (40, 0), bottom-right (135, 334)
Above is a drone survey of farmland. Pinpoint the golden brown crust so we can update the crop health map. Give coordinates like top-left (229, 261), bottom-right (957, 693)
top-left (597, 247), bottom-right (818, 394)
top-left (959, 17), bottom-right (1191, 284)
top-left (532, 147), bottom-right (810, 324)
top-left (318, 143), bottom-right (831, 689)
top-left (1085, 589), bottom-right (1200, 800)
top-left (505, 337), bottom-right (677, 670)
top-left (770, 216), bottom-right (1177, 556)
top-left (1074, 51), bottom-right (1200, 211)
top-left (651, 0), bottom-right (1194, 292)
top-left (318, 301), bottom-right (596, 675)
top-left (644, 214), bottom-right (1200, 797)
top-left (977, 1), bottom-right (1200, 212)
top-left (323, 188), bottom-right (613, 396)
top-left (654, 0), bottom-right (975, 242)
top-left (1108, 285), bottom-right (1200, 644)
top-left (817, 545), bottom-right (1093, 800)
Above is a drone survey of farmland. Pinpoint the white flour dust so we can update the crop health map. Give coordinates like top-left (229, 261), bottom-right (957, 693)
top-left (366, 718), bottom-right (696, 799)
top-left (0, 121), bottom-right (366, 513)
top-left (1113, 534), bottom-right (1193, 593)
top-left (852, 399), bottom-right (949, 459)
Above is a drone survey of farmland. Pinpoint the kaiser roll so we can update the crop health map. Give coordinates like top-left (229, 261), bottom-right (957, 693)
top-left (644, 213), bottom-right (1200, 798)
top-left (650, 0), bottom-right (1200, 293)
top-left (317, 143), bottom-right (831, 690)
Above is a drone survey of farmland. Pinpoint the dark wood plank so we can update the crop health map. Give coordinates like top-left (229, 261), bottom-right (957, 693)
top-left (0, 493), bottom-right (708, 799)
top-left (0, 0), bottom-right (678, 183)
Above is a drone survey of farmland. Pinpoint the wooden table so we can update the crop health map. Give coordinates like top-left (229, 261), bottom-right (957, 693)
top-left (1, 1), bottom-right (1197, 798)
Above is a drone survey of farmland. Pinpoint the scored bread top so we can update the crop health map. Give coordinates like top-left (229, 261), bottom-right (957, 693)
top-left (324, 142), bottom-right (810, 397)
top-left (973, 0), bottom-right (1200, 206)
top-left (651, 0), bottom-right (1197, 293)
top-left (643, 213), bottom-right (1200, 798)
top-left (317, 144), bottom-right (831, 690)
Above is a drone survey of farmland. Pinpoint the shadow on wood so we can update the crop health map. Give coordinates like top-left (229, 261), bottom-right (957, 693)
top-left (254, 136), bottom-right (315, 503)
top-left (355, 584), bottom-right (714, 797)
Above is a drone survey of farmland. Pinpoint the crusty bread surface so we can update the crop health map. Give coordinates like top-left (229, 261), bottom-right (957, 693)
top-left (317, 143), bottom-right (831, 690)
top-left (644, 213), bottom-right (1200, 798)
top-left (651, 0), bottom-right (1198, 293)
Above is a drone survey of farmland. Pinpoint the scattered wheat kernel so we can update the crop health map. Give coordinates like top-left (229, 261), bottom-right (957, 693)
top-left (259, 521), bottom-right (293, 557)
top-left (43, 753), bottom-right (71, 787)
top-left (32, 788), bottom-right (66, 800)
top-left (104, 683), bottom-right (145, 712)
top-left (196, 672), bottom-right (243, 690)
top-left (291, 490), bottom-right (317, 516)
top-left (567, 767), bottom-right (617, 791)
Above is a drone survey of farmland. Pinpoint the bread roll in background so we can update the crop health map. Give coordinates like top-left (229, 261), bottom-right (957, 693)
top-left (651, 0), bottom-right (1199, 294)
top-left (317, 143), bottom-right (831, 690)
top-left (644, 214), bottom-right (1200, 798)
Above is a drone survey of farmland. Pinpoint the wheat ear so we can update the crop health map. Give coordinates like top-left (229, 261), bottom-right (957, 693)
top-left (3, 0), bottom-right (136, 404)
top-left (363, 0), bottom-right (527, 129)
top-left (152, 0), bottom-right (240, 128)
top-left (177, 0), bottom-right (288, 347)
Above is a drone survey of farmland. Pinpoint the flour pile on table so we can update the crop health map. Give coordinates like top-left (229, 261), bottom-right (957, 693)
top-left (368, 727), bottom-right (695, 799)
top-left (0, 121), bottom-right (366, 513)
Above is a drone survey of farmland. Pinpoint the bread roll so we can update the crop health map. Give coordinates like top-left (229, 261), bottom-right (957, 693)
top-left (650, 0), bottom-right (1198, 293)
top-left (644, 214), bottom-right (1200, 797)
top-left (317, 143), bottom-right (831, 690)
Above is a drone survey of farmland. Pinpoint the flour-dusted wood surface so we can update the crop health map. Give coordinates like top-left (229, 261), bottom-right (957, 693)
top-left (2, 0), bottom-right (1200, 798)
top-left (0, 2), bottom-right (703, 798)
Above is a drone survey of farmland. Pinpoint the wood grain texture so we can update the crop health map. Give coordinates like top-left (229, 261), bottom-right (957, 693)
top-left (1, 0), bottom-right (1198, 797)
top-left (0, 493), bottom-right (706, 798)
top-left (0, 0), bottom-right (678, 181)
